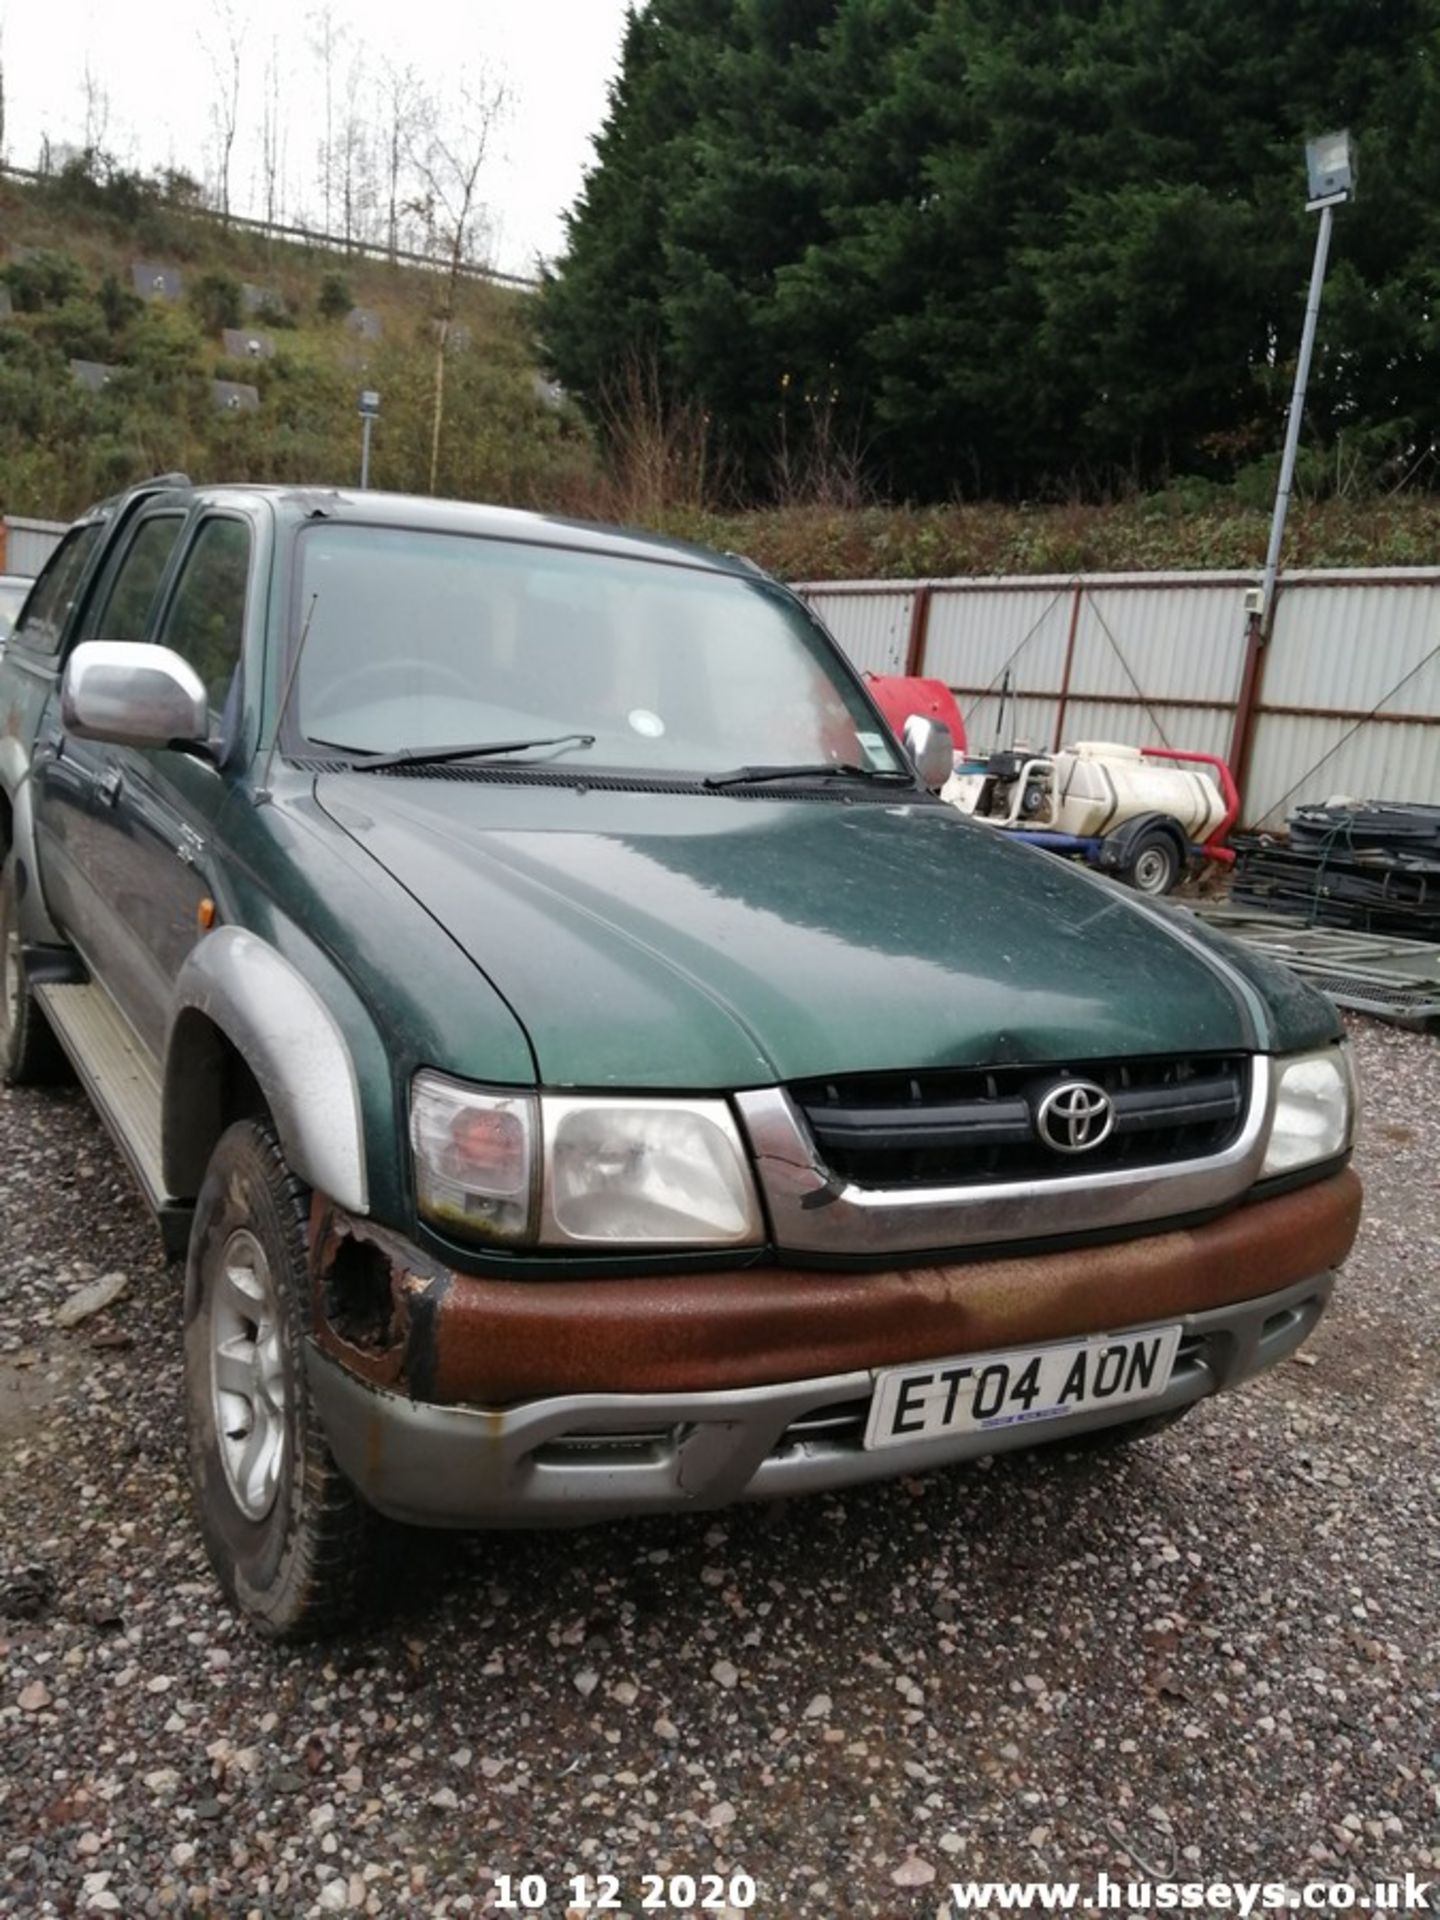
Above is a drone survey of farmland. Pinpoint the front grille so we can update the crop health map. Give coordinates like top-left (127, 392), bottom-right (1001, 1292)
top-left (792, 1055), bottom-right (1248, 1190)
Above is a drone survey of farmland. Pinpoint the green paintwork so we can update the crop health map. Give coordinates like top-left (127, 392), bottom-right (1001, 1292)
top-left (311, 773), bottom-right (1333, 1091)
top-left (0, 481), bottom-right (1343, 1257)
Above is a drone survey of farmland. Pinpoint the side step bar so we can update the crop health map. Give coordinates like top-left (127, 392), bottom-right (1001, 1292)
top-left (35, 982), bottom-right (194, 1256)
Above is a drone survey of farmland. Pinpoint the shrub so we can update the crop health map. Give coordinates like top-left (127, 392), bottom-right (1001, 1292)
top-left (317, 273), bottom-right (353, 322)
top-left (124, 305), bottom-right (206, 394)
top-left (0, 358), bottom-right (55, 439)
top-left (40, 151), bottom-right (152, 227)
top-left (91, 438), bottom-right (152, 490)
top-left (97, 272), bottom-right (143, 335)
top-left (134, 204), bottom-right (200, 261)
top-left (33, 297), bottom-right (112, 363)
top-left (255, 296), bottom-right (296, 330)
top-left (158, 169), bottom-right (206, 211)
top-left (189, 270), bottom-right (243, 334)
top-left (3, 249), bottom-right (87, 313)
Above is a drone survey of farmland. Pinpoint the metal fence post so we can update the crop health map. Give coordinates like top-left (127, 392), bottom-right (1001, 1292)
top-left (904, 585), bottom-right (934, 677)
top-left (1052, 580), bottom-right (1084, 750)
top-left (1226, 587), bottom-right (1281, 830)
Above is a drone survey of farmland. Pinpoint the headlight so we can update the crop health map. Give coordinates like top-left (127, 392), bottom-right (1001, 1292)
top-left (410, 1073), bottom-right (537, 1245)
top-left (410, 1076), bottom-right (764, 1250)
top-left (1262, 1046), bottom-right (1355, 1177)
top-left (542, 1097), bottom-right (763, 1247)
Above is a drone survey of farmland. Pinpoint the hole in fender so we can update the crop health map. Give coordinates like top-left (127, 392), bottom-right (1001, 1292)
top-left (322, 1236), bottom-right (400, 1352)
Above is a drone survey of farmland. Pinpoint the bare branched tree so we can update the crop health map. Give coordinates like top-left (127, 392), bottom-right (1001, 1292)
top-left (337, 55), bottom-right (380, 251)
top-left (80, 54), bottom-right (110, 156)
top-left (379, 56), bottom-right (424, 264)
top-left (201, 0), bottom-right (246, 222)
top-left (408, 72), bottom-right (506, 493)
top-left (259, 35), bottom-right (284, 233)
top-left (307, 1), bottom-right (344, 235)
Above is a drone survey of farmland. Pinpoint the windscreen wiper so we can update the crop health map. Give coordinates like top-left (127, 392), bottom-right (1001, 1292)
top-left (329, 733), bottom-right (597, 772)
top-left (702, 762), bottom-right (914, 790)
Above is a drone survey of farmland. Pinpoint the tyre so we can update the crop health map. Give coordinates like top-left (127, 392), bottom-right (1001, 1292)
top-left (184, 1118), bottom-right (373, 1639)
top-left (0, 853), bottom-right (66, 1085)
top-left (1124, 829), bottom-right (1182, 897)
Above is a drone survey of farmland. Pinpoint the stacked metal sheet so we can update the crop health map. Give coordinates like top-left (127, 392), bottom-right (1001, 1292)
top-left (1231, 803), bottom-right (1440, 941)
top-left (1188, 907), bottom-right (1440, 1027)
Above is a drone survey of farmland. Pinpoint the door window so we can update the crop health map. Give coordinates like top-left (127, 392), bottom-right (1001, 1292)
top-left (159, 519), bottom-right (252, 716)
top-left (9, 525), bottom-right (103, 655)
top-left (84, 515), bottom-right (186, 643)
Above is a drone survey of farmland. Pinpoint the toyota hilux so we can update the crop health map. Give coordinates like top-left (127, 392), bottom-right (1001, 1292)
top-left (0, 478), bottom-right (1361, 1636)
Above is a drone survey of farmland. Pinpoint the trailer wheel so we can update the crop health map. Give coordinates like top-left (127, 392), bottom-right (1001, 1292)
top-left (1125, 829), bottom-right (1181, 897)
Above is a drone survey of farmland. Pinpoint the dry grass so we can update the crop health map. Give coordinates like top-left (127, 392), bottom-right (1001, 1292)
top-left (641, 495), bottom-right (1440, 581)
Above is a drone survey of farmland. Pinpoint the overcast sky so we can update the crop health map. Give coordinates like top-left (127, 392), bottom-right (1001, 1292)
top-left (0, 0), bottom-right (633, 277)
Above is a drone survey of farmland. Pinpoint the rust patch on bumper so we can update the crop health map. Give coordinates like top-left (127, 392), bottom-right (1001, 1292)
top-left (312, 1169), bottom-right (1361, 1406)
top-left (309, 1201), bottom-right (452, 1398)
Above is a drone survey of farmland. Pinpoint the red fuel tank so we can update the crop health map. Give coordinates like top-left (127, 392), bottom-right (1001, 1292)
top-left (864, 673), bottom-right (967, 754)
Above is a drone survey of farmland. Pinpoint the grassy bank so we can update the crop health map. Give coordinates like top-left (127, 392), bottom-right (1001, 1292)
top-left (0, 172), bottom-right (596, 521)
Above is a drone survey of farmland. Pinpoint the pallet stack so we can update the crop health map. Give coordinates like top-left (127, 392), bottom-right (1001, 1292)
top-left (1231, 803), bottom-right (1440, 940)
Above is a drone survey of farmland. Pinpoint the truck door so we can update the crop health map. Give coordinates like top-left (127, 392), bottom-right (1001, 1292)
top-left (61, 514), bottom-right (253, 1056)
top-left (33, 509), bottom-right (188, 1002)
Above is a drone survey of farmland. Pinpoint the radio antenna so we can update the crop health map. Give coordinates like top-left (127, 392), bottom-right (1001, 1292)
top-left (256, 592), bottom-right (320, 804)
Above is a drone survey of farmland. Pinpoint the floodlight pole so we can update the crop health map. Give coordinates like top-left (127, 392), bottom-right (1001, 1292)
top-left (1229, 134), bottom-right (1350, 816)
top-left (1258, 201), bottom-right (1336, 628)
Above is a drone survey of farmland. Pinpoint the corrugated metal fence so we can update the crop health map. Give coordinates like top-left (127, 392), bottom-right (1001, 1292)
top-left (800, 569), bottom-right (1440, 828)
top-left (0, 516), bottom-right (67, 578)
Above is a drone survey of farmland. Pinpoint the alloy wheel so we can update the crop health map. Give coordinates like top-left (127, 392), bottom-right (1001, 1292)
top-left (208, 1228), bottom-right (289, 1521)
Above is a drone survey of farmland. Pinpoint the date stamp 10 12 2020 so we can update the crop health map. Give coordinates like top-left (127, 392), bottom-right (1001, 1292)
top-left (493, 1871), bottom-right (759, 1915)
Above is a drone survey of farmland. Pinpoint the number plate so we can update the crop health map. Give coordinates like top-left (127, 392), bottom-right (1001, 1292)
top-left (863, 1325), bottom-right (1183, 1451)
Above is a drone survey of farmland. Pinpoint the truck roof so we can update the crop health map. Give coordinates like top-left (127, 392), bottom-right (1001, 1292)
top-left (79, 478), bottom-right (761, 580)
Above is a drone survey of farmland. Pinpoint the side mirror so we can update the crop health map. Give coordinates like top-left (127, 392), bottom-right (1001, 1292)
top-left (902, 713), bottom-right (955, 791)
top-left (61, 641), bottom-right (209, 751)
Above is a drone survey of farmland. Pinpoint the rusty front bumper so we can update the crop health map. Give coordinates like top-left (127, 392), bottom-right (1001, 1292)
top-left (304, 1170), bottom-right (1360, 1529)
top-left (310, 1168), bottom-right (1360, 1404)
top-left (305, 1270), bottom-right (1336, 1529)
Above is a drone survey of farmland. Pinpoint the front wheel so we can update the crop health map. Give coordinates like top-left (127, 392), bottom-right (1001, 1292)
top-left (184, 1118), bottom-right (374, 1639)
top-left (1124, 829), bottom-right (1182, 897)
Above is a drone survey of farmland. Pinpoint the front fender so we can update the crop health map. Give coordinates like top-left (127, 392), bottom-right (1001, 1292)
top-left (164, 926), bottom-right (369, 1212)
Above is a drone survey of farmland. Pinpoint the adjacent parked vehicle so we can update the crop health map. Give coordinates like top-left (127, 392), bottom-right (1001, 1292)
top-left (0, 478), bottom-right (1361, 1637)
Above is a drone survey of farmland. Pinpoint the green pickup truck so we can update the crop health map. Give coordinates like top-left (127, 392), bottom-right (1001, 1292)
top-left (0, 478), bottom-right (1361, 1638)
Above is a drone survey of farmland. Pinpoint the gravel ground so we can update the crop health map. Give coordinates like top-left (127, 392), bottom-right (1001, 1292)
top-left (1, 1014), bottom-right (1437, 1919)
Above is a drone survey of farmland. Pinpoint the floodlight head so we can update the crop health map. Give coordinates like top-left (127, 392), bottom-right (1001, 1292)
top-left (358, 389), bottom-right (381, 417)
top-left (1305, 130), bottom-right (1355, 205)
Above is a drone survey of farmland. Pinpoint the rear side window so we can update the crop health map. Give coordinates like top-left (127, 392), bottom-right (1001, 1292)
top-left (9, 526), bottom-right (103, 656)
top-left (160, 518), bottom-right (252, 714)
top-left (84, 515), bottom-right (186, 644)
